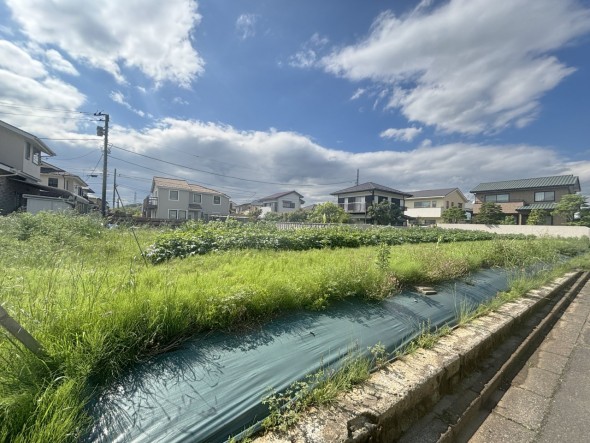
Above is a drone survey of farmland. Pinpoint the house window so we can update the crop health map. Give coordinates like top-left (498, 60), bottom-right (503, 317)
top-left (458, 203), bottom-right (463, 209)
top-left (25, 143), bottom-right (31, 160)
top-left (432, 201), bottom-right (437, 208)
top-left (192, 193), bottom-right (202, 203)
top-left (169, 209), bottom-right (178, 219)
top-left (48, 178), bottom-right (58, 188)
top-left (169, 190), bottom-right (179, 201)
top-left (378, 196), bottom-right (388, 203)
top-left (535, 191), bottom-right (555, 202)
top-left (178, 210), bottom-right (187, 219)
top-left (446, 201), bottom-right (450, 209)
top-left (282, 200), bottom-right (295, 208)
top-left (213, 195), bottom-right (221, 205)
top-left (414, 201), bottom-right (431, 208)
top-left (451, 202), bottom-right (455, 207)
top-left (485, 194), bottom-right (509, 203)
top-left (32, 149), bottom-right (41, 165)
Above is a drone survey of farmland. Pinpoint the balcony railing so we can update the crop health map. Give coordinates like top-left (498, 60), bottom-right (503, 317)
top-left (338, 202), bottom-right (407, 213)
top-left (143, 196), bottom-right (158, 209)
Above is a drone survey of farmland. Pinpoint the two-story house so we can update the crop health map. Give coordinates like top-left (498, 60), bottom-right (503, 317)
top-left (143, 176), bottom-right (230, 220)
top-left (405, 188), bottom-right (469, 225)
top-left (253, 191), bottom-right (304, 214)
top-left (0, 119), bottom-right (57, 214)
top-left (40, 162), bottom-right (93, 198)
top-left (470, 175), bottom-right (581, 225)
top-left (331, 182), bottom-right (412, 224)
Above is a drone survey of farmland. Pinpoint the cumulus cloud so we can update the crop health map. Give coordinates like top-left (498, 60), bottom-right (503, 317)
top-left (236, 14), bottom-right (258, 40)
top-left (288, 33), bottom-right (329, 68)
top-left (321, 0), bottom-right (590, 134)
top-left (5, 0), bottom-right (205, 87)
top-left (103, 119), bottom-right (590, 204)
top-left (380, 127), bottom-right (422, 142)
top-left (0, 40), bottom-right (86, 134)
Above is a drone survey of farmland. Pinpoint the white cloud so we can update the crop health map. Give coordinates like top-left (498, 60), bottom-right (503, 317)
top-left (288, 33), bottom-right (329, 69)
top-left (105, 118), bottom-right (590, 204)
top-left (5, 0), bottom-right (205, 87)
top-left (321, 0), bottom-right (590, 134)
top-left (110, 91), bottom-right (149, 118)
top-left (380, 127), bottom-right (422, 142)
top-left (0, 40), bottom-right (86, 134)
top-left (350, 88), bottom-right (366, 100)
top-left (236, 14), bottom-right (258, 40)
top-left (173, 97), bottom-right (189, 105)
top-left (44, 49), bottom-right (79, 76)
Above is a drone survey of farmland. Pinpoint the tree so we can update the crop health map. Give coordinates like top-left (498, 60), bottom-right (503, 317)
top-left (552, 194), bottom-right (587, 224)
top-left (263, 211), bottom-right (284, 222)
top-left (285, 209), bottom-right (308, 222)
top-left (367, 201), bottom-right (405, 226)
top-left (500, 215), bottom-right (516, 225)
top-left (308, 202), bottom-right (350, 223)
top-left (474, 202), bottom-right (503, 224)
top-left (526, 209), bottom-right (550, 225)
top-left (247, 207), bottom-right (262, 222)
top-left (441, 207), bottom-right (466, 224)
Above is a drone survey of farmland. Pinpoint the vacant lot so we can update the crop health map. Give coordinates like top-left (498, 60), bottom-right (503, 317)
top-left (1, 213), bottom-right (588, 442)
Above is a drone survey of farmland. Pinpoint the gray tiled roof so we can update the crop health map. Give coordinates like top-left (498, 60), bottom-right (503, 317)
top-left (471, 175), bottom-right (580, 193)
top-left (516, 203), bottom-right (558, 211)
top-left (406, 188), bottom-right (459, 199)
top-left (331, 182), bottom-right (412, 197)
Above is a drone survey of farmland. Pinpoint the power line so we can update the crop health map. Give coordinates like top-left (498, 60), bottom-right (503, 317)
top-left (38, 138), bottom-right (101, 141)
top-left (109, 144), bottom-right (352, 187)
top-left (0, 100), bottom-right (94, 114)
top-left (0, 110), bottom-right (99, 121)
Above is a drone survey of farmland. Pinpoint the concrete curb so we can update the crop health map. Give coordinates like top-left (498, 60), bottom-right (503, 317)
top-left (255, 271), bottom-right (586, 443)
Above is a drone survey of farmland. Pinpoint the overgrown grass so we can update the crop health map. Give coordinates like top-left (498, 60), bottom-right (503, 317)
top-left (0, 212), bottom-right (589, 442)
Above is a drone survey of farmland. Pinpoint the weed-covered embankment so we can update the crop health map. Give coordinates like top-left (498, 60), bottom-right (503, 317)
top-left (0, 213), bottom-right (589, 442)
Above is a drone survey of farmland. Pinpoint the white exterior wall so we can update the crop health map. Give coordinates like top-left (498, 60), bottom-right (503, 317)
top-left (24, 195), bottom-right (72, 214)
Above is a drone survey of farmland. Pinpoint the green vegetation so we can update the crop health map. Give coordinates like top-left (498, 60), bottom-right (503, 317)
top-left (474, 202), bottom-right (504, 224)
top-left (0, 212), bottom-right (589, 442)
top-left (553, 194), bottom-right (590, 226)
top-left (527, 209), bottom-right (550, 225)
top-left (145, 219), bottom-right (524, 263)
top-left (441, 207), bottom-right (467, 223)
top-left (307, 202), bottom-right (350, 223)
top-left (366, 200), bottom-right (405, 225)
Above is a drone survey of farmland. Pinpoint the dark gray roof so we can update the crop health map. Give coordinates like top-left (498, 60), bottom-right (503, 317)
top-left (331, 182), bottom-right (412, 197)
top-left (406, 188), bottom-right (460, 199)
top-left (258, 190), bottom-right (304, 201)
top-left (471, 175), bottom-right (580, 193)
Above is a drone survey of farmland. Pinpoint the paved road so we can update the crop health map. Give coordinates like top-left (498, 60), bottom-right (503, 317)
top-left (469, 279), bottom-right (590, 442)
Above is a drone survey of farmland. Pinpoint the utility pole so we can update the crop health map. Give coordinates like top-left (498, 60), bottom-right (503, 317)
top-left (95, 112), bottom-right (110, 217)
top-left (112, 168), bottom-right (117, 209)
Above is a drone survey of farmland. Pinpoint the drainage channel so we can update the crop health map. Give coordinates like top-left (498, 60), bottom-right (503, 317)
top-left (397, 271), bottom-right (590, 443)
top-left (85, 266), bottom-right (538, 443)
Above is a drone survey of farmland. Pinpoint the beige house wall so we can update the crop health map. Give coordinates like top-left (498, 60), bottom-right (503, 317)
top-left (438, 223), bottom-right (590, 238)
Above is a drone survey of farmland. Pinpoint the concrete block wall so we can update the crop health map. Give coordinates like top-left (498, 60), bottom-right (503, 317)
top-left (437, 223), bottom-right (590, 238)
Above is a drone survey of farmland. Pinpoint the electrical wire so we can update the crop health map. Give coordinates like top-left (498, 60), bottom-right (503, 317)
top-left (0, 100), bottom-right (94, 114)
top-left (109, 144), bottom-right (352, 187)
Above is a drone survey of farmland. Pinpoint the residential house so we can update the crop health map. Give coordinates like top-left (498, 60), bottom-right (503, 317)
top-left (143, 176), bottom-right (230, 220)
top-left (41, 162), bottom-right (93, 199)
top-left (253, 191), bottom-right (304, 214)
top-left (330, 182), bottom-right (412, 224)
top-left (0, 119), bottom-right (57, 214)
top-left (470, 175), bottom-right (581, 225)
top-left (405, 188), bottom-right (469, 225)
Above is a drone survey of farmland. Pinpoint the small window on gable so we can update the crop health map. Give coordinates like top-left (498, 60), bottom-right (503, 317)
top-left (48, 178), bottom-right (58, 188)
top-left (32, 149), bottom-right (40, 165)
top-left (282, 200), bottom-right (295, 208)
top-left (213, 195), bottom-right (221, 205)
top-left (169, 190), bottom-right (179, 201)
top-left (25, 143), bottom-right (31, 160)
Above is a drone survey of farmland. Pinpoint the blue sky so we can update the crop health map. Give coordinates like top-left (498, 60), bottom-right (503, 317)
top-left (1, 0), bottom-right (589, 205)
